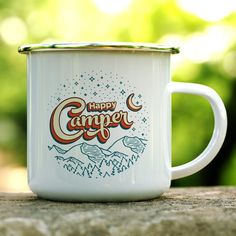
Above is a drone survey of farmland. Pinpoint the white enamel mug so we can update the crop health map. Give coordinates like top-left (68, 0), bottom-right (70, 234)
top-left (19, 42), bottom-right (227, 202)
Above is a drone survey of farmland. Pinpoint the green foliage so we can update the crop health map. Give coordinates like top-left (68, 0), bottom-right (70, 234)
top-left (0, 0), bottom-right (235, 185)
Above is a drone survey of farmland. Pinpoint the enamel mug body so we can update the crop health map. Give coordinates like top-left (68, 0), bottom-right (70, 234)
top-left (19, 43), bottom-right (227, 201)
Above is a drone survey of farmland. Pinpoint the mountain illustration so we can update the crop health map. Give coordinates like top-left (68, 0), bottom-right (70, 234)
top-left (48, 136), bottom-right (147, 178)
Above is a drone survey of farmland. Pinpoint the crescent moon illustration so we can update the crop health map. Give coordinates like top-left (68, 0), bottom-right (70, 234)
top-left (126, 93), bottom-right (142, 112)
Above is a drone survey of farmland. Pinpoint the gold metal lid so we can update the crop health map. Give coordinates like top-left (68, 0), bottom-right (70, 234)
top-left (18, 42), bottom-right (179, 54)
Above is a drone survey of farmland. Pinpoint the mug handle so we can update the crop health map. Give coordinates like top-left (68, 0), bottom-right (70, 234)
top-left (169, 82), bottom-right (227, 180)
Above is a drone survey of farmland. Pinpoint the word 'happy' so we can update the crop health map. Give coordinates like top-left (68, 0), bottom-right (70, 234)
top-left (87, 101), bottom-right (117, 112)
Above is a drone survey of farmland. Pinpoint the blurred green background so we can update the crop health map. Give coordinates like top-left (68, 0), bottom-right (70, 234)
top-left (0, 0), bottom-right (236, 190)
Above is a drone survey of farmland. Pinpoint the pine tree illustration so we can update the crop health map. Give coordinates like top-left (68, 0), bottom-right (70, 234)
top-left (103, 172), bottom-right (110, 178)
top-left (112, 159), bottom-right (119, 167)
top-left (105, 159), bottom-right (112, 166)
top-left (73, 162), bottom-right (83, 174)
top-left (121, 165), bottom-right (127, 172)
top-left (99, 158), bottom-right (113, 176)
top-left (87, 163), bottom-right (94, 172)
top-left (63, 163), bottom-right (74, 172)
top-left (91, 165), bottom-right (102, 178)
top-left (133, 154), bottom-right (140, 162)
top-left (131, 155), bottom-right (136, 162)
top-left (127, 159), bottom-right (134, 168)
top-left (118, 157), bottom-right (128, 172)
top-left (112, 164), bottom-right (119, 176)
top-left (82, 167), bottom-right (92, 178)
top-left (76, 165), bottom-right (84, 176)
top-left (99, 159), bottom-right (105, 168)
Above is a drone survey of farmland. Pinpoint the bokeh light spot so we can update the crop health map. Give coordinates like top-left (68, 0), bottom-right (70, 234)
top-left (0, 167), bottom-right (29, 192)
top-left (178, 0), bottom-right (236, 22)
top-left (223, 52), bottom-right (236, 78)
top-left (0, 16), bottom-right (27, 45)
top-left (182, 25), bottom-right (235, 63)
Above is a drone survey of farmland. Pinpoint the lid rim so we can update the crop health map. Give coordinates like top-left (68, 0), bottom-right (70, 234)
top-left (18, 42), bottom-right (180, 54)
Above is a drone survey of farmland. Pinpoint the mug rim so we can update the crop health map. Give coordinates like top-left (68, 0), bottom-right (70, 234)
top-left (18, 42), bottom-right (180, 54)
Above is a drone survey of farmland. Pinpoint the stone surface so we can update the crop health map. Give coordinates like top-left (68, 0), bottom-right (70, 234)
top-left (0, 187), bottom-right (235, 236)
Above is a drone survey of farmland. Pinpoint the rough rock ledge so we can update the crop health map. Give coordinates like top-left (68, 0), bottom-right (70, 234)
top-left (0, 187), bottom-right (235, 236)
